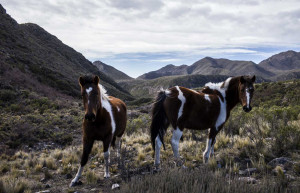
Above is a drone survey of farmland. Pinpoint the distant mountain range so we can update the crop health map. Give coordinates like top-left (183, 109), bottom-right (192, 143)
top-left (0, 4), bottom-right (133, 101)
top-left (137, 51), bottom-right (300, 81)
top-left (93, 61), bottom-right (132, 82)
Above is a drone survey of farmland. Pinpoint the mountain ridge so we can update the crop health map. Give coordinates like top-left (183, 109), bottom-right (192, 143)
top-left (0, 4), bottom-right (133, 101)
top-left (93, 61), bottom-right (132, 82)
top-left (136, 51), bottom-right (300, 81)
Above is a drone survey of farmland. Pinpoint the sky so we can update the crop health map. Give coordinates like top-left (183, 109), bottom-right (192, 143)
top-left (2, 0), bottom-right (300, 78)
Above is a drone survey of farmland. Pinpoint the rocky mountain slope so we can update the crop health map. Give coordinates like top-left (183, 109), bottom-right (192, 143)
top-left (137, 51), bottom-right (300, 81)
top-left (0, 4), bottom-right (133, 101)
top-left (93, 61), bottom-right (132, 82)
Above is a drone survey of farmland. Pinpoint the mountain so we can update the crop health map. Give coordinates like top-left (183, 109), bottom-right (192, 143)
top-left (138, 57), bottom-right (273, 80)
top-left (259, 50), bottom-right (300, 73)
top-left (138, 64), bottom-right (189, 79)
top-left (0, 4), bottom-right (133, 101)
top-left (93, 61), bottom-right (132, 82)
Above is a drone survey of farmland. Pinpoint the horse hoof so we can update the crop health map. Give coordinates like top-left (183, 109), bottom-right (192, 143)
top-left (104, 173), bottom-right (110, 178)
top-left (69, 180), bottom-right (82, 187)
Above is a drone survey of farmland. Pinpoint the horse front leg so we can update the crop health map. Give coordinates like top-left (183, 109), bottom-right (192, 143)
top-left (70, 137), bottom-right (94, 187)
top-left (203, 128), bottom-right (218, 163)
top-left (103, 135), bottom-right (112, 178)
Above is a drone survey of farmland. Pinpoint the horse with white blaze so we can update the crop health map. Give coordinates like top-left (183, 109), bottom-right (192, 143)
top-left (70, 75), bottom-right (127, 187)
top-left (150, 75), bottom-right (256, 165)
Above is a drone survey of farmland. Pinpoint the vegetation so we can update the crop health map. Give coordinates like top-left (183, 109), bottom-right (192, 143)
top-left (0, 78), bottom-right (300, 192)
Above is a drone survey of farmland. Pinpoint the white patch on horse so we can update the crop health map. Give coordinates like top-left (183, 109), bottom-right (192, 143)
top-left (155, 136), bottom-right (162, 166)
top-left (70, 166), bottom-right (83, 187)
top-left (203, 138), bottom-right (212, 162)
top-left (86, 87), bottom-right (93, 96)
top-left (99, 84), bottom-right (116, 134)
top-left (175, 86), bottom-right (186, 120)
top-left (215, 96), bottom-right (227, 131)
top-left (204, 94), bottom-right (211, 102)
top-left (171, 128), bottom-right (183, 158)
top-left (86, 87), bottom-right (93, 105)
top-left (246, 88), bottom-right (250, 108)
top-left (104, 150), bottom-right (110, 178)
top-left (205, 77), bottom-right (232, 98)
top-left (205, 78), bottom-right (231, 131)
top-left (117, 107), bottom-right (120, 112)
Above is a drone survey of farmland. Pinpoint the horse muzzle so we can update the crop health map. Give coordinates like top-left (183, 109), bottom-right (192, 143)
top-left (243, 106), bottom-right (252, 112)
top-left (85, 113), bottom-right (96, 122)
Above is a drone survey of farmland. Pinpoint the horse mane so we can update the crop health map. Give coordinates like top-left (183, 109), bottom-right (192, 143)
top-left (204, 77), bottom-right (232, 97)
top-left (98, 84), bottom-right (110, 101)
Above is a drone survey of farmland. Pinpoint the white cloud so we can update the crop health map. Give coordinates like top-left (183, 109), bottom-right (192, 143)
top-left (1, 0), bottom-right (300, 77)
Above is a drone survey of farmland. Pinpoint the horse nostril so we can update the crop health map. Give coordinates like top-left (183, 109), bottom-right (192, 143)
top-left (85, 114), bottom-right (96, 121)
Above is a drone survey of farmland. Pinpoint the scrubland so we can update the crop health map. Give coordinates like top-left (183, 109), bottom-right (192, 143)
top-left (0, 80), bottom-right (300, 192)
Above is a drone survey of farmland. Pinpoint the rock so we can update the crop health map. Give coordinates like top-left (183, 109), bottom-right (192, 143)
top-left (40, 178), bottom-right (47, 183)
top-left (268, 157), bottom-right (293, 168)
top-left (238, 177), bottom-right (256, 184)
top-left (65, 173), bottom-right (72, 179)
top-left (45, 184), bottom-right (51, 188)
top-left (239, 168), bottom-right (257, 175)
top-left (90, 188), bottom-right (97, 191)
top-left (286, 174), bottom-right (296, 181)
top-left (112, 183), bottom-right (120, 190)
top-left (35, 191), bottom-right (50, 193)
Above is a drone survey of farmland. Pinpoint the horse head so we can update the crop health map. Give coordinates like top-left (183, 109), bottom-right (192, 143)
top-left (239, 75), bottom-right (256, 112)
top-left (79, 75), bottom-right (101, 122)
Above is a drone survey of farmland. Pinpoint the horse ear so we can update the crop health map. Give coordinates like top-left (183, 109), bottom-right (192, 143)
top-left (240, 76), bottom-right (245, 83)
top-left (251, 75), bottom-right (256, 83)
top-left (94, 75), bottom-right (100, 85)
top-left (79, 76), bottom-right (85, 86)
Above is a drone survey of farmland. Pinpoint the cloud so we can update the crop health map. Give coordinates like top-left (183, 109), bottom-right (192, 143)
top-left (1, 0), bottom-right (300, 77)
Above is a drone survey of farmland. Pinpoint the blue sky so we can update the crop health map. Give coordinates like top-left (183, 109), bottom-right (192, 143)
top-left (2, 0), bottom-right (300, 77)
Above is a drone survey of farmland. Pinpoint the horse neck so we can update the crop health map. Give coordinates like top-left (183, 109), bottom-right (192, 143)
top-left (225, 78), bottom-right (240, 112)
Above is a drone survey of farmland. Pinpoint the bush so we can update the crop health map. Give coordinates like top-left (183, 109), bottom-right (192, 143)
top-left (0, 89), bottom-right (17, 102)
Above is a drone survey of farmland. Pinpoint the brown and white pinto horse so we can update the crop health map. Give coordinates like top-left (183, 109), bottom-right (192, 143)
top-left (70, 75), bottom-right (127, 187)
top-left (150, 75), bottom-right (255, 165)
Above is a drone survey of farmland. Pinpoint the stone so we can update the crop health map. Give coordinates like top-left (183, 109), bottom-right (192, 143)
top-left (239, 168), bottom-right (257, 175)
top-left (112, 183), bottom-right (120, 190)
top-left (238, 177), bottom-right (256, 184)
top-left (268, 157), bottom-right (293, 168)
top-left (45, 184), bottom-right (51, 188)
top-left (35, 190), bottom-right (50, 193)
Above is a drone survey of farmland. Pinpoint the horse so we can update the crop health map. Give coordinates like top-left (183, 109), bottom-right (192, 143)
top-left (70, 75), bottom-right (127, 187)
top-left (150, 75), bottom-right (255, 165)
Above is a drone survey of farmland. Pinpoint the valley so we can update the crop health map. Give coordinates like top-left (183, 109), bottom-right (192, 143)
top-left (0, 3), bottom-right (300, 193)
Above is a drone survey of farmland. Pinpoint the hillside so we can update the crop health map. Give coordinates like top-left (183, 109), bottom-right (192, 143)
top-left (0, 4), bottom-right (133, 101)
top-left (93, 61), bottom-right (132, 82)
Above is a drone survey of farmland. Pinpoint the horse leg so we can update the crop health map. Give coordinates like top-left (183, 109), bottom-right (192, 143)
top-left (70, 138), bottom-right (94, 187)
top-left (154, 135), bottom-right (163, 167)
top-left (103, 135), bottom-right (112, 178)
top-left (203, 128), bottom-right (217, 163)
top-left (171, 127), bottom-right (183, 164)
top-left (115, 136), bottom-right (122, 158)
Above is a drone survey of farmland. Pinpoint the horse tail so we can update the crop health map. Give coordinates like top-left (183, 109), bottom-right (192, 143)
top-left (150, 90), bottom-right (170, 152)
